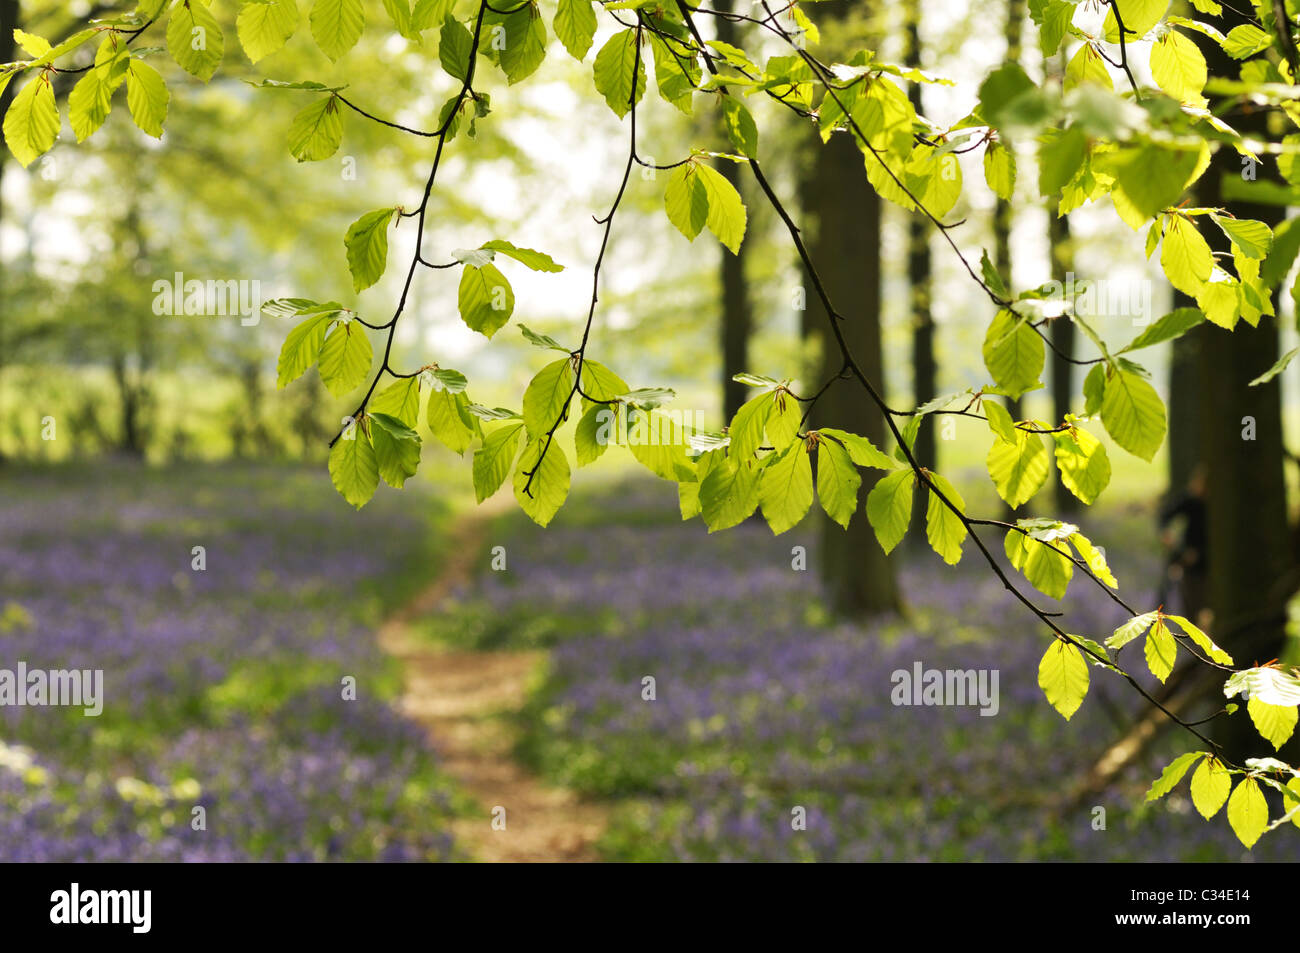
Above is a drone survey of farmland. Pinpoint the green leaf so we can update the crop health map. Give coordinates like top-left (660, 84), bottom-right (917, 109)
top-left (1038, 127), bottom-right (1087, 196)
top-left (13, 28), bottom-right (49, 57)
top-left (1212, 214), bottom-right (1272, 260)
top-left (1247, 697), bottom-right (1298, 750)
top-left (519, 324), bottom-right (569, 352)
top-left (430, 367), bottom-right (468, 393)
top-left (310, 0), bottom-right (364, 61)
top-left (1165, 613), bottom-right (1233, 664)
top-left (865, 468), bottom-right (915, 554)
top-left (925, 472), bottom-right (967, 565)
top-left (167, 0), bottom-right (225, 82)
top-left (1069, 532), bottom-right (1117, 587)
top-left (1226, 777), bottom-right (1268, 848)
top-left (458, 263), bottom-right (515, 337)
top-left (438, 15), bottom-right (473, 82)
top-left (1262, 217), bottom-right (1300, 288)
top-left (983, 140), bottom-right (1016, 201)
top-left (648, 32), bottom-right (699, 113)
top-left (982, 399), bottom-right (1017, 443)
top-left (287, 95), bottom-right (343, 161)
top-left (69, 50), bottom-right (127, 142)
top-left (412, 0), bottom-right (454, 31)
top-left (1145, 751), bottom-right (1203, 801)
top-left (982, 309), bottom-right (1044, 399)
top-left (382, 0), bottom-right (414, 38)
top-left (699, 452), bottom-right (762, 531)
top-left (427, 388), bottom-right (478, 455)
top-left (1104, 0), bottom-right (1169, 40)
top-left (1115, 145), bottom-right (1198, 220)
top-left (493, 5), bottom-right (547, 84)
top-left (815, 435), bottom-right (861, 529)
top-left (986, 427), bottom-right (1050, 508)
top-left (370, 376), bottom-right (421, 428)
top-left (317, 319), bottom-right (373, 396)
top-left (579, 360), bottom-right (628, 407)
top-left (4, 75), bottom-right (59, 167)
top-left (574, 402), bottom-right (610, 466)
top-left (1005, 528), bottom-right (1073, 599)
top-left (1249, 346), bottom-right (1298, 386)
top-left (721, 94), bottom-right (758, 158)
top-left (345, 207), bottom-right (397, 293)
top-left (1144, 615), bottom-right (1177, 682)
top-left (1222, 23), bottom-right (1272, 59)
top-left (627, 409), bottom-right (693, 480)
top-left (818, 428), bottom-right (898, 470)
top-left (1065, 43), bottom-right (1112, 91)
top-left (977, 62), bottom-right (1046, 133)
top-left (1053, 426), bottom-right (1111, 505)
top-left (593, 27), bottom-right (645, 118)
top-left (329, 424), bottom-right (380, 508)
top-left (124, 59), bottom-right (169, 140)
top-left (1083, 363), bottom-right (1105, 415)
top-left (1224, 665), bottom-right (1300, 706)
top-left (554, 0), bottom-right (597, 60)
top-left (473, 421), bottom-right (524, 502)
top-left (276, 311), bottom-right (334, 388)
top-left (1033, 0), bottom-right (1075, 56)
top-left (728, 389), bottom-right (776, 461)
top-left (1107, 611), bottom-right (1158, 650)
top-left (1160, 215), bottom-right (1213, 295)
top-left (514, 438), bottom-right (571, 526)
top-left (522, 358), bottom-right (575, 439)
top-left (1076, 636), bottom-right (1118, 671)
top-left (1119, 307), bottom-right (1204, 353)
top-left (1100, 366), bottom-right (1166, 461)
top-left (481, 239), bottom-right (564, 272)
top-left (469, 403), bottom-right (518, 421)
top-left (664, 163), bottom-right (709, 241)
top-left (237, 0), bottom-right (300, 63)
top-left (758, 441), bottom-right (813, 534)
top-left (695, 162), bottom-right (747, 255)
top-left (1039, 640), bottom-right (1090, 720)
top-left (1189, 756), bottom-right (1232, 818)
top-left (766, 390), bottom-right (800, 448)
top-left (1150, 29), bottom-right (1206, 104)
top-left (369, 412), bottom-right (421, 488)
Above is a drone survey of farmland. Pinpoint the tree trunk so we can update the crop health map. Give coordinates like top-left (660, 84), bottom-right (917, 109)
top-left (803, 113), bottom-right (902, 617)
top-left (714, 0), bottom-right (753, 423)
top-left (905, 0), bottom-right (936, 542)
top-left (995, 0), bottom-right (1025, 519)
top-left (1167, 308), bottom-right (1204, 495)
top-left (1191, 4), bottom-right (1295, 762)
top-left (1048, 211), bottom-right (1078, 514)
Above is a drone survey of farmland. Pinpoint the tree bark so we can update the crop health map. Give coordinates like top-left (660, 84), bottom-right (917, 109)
top-left (714, 0), bottom-right (753, 422)
top-left (995, 0), bottom-right (1025, 519)
top-left (1048, 211), bottom-right (1078, 514)
top-left (1191, 4), bottom-right (1295, 762)
top-left (904, 0), bottom-right (936, 542)
top-left (802, 110), bottom-right (902, 617)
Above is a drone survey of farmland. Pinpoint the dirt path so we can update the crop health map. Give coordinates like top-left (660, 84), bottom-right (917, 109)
top-left (377, 509), bottom-right (607, 862)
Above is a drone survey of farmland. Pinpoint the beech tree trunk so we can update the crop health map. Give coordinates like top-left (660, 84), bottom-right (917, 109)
top-left (803, 117), bottom-right (902, 617)
top-left (1191, 4), bottom-right (1295, 762)
top-left (714, 0), bottom-right (753, 422)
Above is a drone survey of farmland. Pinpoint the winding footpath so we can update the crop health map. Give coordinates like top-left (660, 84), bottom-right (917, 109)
top-left (376, 508), bottom-right (607, 862)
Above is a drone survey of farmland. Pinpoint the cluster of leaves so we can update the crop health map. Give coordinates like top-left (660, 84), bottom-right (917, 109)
top-left (22, 0), bottom-right (1300, 848)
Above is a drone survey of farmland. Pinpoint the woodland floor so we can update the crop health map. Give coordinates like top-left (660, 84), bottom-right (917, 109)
top-left (376, 509), bottom-right (608, 862)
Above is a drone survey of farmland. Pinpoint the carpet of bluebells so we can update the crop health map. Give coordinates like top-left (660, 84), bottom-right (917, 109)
top-left (1, 463), bottom-right (462, 861)
top-left (443, 478), bottom-right (1296, 862)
